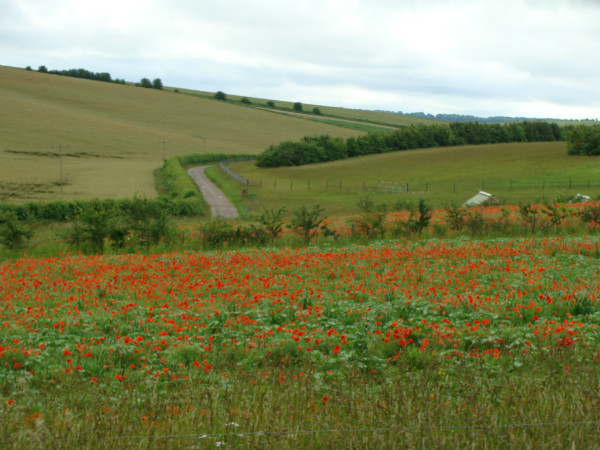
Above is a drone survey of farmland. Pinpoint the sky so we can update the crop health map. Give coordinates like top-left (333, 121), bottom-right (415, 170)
top-left (1, 0), bottom-right (599, 120)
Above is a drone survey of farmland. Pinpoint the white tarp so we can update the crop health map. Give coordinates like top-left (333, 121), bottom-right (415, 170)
top-left (462, 191), bottom-right (499, 208)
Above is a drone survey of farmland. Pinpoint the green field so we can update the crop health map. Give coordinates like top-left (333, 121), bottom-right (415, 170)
top-left (228, 141), bottom-right (600, 215)
top-left (0, 65), bottom-right (371, 202)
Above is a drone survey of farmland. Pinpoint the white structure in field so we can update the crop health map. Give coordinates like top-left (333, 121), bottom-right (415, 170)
top-left (462, 191), bottom-right (499, 208)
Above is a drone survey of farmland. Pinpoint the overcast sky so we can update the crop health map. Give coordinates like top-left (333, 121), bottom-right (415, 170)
top-left (1, 0), bottom-right (599, 119)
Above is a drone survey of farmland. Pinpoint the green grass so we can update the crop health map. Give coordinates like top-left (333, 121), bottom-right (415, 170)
top-left (227, 141), bottom-right (600, 215)
top-left (0, 65), bottom-right (368, 203)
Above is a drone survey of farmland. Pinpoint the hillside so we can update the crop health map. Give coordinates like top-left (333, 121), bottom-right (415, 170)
top-left (1, 65), bottom-right (384, 202)
top-left (229, 141), bottom-right (600, 214)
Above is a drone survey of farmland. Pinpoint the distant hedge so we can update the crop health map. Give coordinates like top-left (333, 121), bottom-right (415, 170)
top-left (256, 121), bottom-right (564, 167)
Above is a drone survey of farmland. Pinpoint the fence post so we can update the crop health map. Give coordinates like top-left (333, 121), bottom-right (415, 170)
top-left (339, 180), bottom-right (342, 191)
top-left (290, 179), bottom-right (293, 191)
top-left (274, 180), bottom-right (277, 189)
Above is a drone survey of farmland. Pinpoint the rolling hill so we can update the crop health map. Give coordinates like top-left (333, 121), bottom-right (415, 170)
top-left (2, 64), bottom-right (408, 202)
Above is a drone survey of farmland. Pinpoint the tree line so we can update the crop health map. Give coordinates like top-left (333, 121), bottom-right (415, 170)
top-left (32, 65), bottom-right (126, 84)
top-left (256, 121), bottom-right (564, 167)
top-left (31, 65), bottom-right (163, 89)
top-left (566, 124), bottom-right (600, 155)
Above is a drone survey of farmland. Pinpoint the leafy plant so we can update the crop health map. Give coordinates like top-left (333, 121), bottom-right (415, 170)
top-left (257, 207), bottom-right (287, 241)
top-left (289, 204), bottom-right (326, 244)
top-left (0, 211), bottom-right (32, 249)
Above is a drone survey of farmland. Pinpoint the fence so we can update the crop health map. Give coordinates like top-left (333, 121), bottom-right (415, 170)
top-left (219, 173), bottom-right (600, 195)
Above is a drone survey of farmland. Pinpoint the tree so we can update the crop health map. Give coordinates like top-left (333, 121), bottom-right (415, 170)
top-left (267, 100), bottom-right (275, 107)
top-left (140, 78), bottom-right (152, 88)
top-left (152, 78), bottom-right (163, 89)
top-left (257, 207), bottom-right (287, 241)
top-left (38, 65), bottom-right (48, 73)
top-left (313, 107), bottom-right (321, 115)
top-left (215, 91), bottom-right (227, 100)
top-left (293, 102), bottom-right (303, 112)
top-left (289, 204), bottom-right (326, 244)
top-left (241, 97), bottom-right (251, 104)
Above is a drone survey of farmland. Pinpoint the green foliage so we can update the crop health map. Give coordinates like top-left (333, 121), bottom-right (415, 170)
top-left (152, 78), bottom-right (163, 89)
top-left (198, 219), bottom-right (268, 249)
top-left (124, 195), bottom-right (173, 250)
top-left (0, 211), bottom-right (32, 249)
top-left (566, 124), bottom-right (600, 155)
top-left (215, 91), bottom-right (227, 100)
top-left (241, 97), bottom-right (251, 104)
top-left (394, 199), bottom-right (432, 236)
top-left (256, 121), bottom-right (566, 167)
top-left (289, 204), bottom-right (326, 244)
top-left (351, 196), bottom-right (387, 239)
top-left (257, 206), bottom-right (287, 241)
top-left (266, 100), bottom-right (275, 107)
top-left (69, 200), bottom-right (116, 253)
top-left (293, 102), bottom-right (303, 112)
top-left (139, 77), bottom-right (152, 88)
top-left (519, 203), bottom-right (540, 234)
top-left (578, 203), bottom-right (600, 230)
top-left (313, 107), bottom-right (321, 115)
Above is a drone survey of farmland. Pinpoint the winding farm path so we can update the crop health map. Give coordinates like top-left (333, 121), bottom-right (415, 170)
top-left (188, 166), bottom-right (238, 219)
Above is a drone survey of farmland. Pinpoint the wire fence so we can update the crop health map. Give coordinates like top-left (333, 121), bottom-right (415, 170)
top-left (216, 159), bottom-right (600, 196)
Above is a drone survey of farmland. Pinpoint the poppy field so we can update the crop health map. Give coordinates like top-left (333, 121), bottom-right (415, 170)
top-left (1, 237), bottom-right (600, 449)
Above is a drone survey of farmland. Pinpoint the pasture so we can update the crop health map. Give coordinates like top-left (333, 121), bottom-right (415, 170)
top-left (229, 141), bottom-right (600, 215)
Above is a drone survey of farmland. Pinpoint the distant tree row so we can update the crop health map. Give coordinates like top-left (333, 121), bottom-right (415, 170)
top-left (32, 65), bottom-right (126, 84)
top-left (566, 124), bottom-right (600, 155)
top-left (138, 77), bottom-right (163, 90)
top-left (256, 121), bottom-right (564, 167)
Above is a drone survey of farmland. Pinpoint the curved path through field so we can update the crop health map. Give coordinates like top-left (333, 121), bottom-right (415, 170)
top-left (188, 166), bottom-right (238, 219)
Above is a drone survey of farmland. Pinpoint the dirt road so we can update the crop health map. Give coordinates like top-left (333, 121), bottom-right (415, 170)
top-left (188, 166), bottom-right (238, 219)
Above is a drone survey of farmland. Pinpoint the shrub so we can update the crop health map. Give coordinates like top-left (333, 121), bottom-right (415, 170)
top-left (241, 97), bottom-right (251, 104)
top-left (215, 91), bottom-right (227, 100)
top-left (351, 197), bottom-right (387, 239)
top-left (257, 207), bottom-right (287, 241)
top-left (293, 102), bottom-right (303, 112)
top-left (0, 212), bottom-right (32, 249)
top-left (289, 205), bottom-right (326, 244)
top-left (266, 101), bottom-right (275, 107)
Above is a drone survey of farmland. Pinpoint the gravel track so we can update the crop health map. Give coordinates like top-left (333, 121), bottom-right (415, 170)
top-left (187, 166), bottom-right (238, 219)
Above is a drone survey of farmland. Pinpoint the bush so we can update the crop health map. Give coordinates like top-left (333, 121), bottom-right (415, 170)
top-left (267, 101), bottom-right (275, 107)
top-left (293, 102), bottom-right (303, 112)
top-left (351, 197), bottom-right (387, 239)
top-left (257, 207), bottom-right (287, 241)
top-left (215, 91), bottom-right (227, 100)
top-left (313, 107), bottom-right (321, 115)
top-left (241, 97), bottom-right (251, 104)
top-left (289, 205), bottom-right (326, 244)
top-left (0, 212), bottom-right (32, 249)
